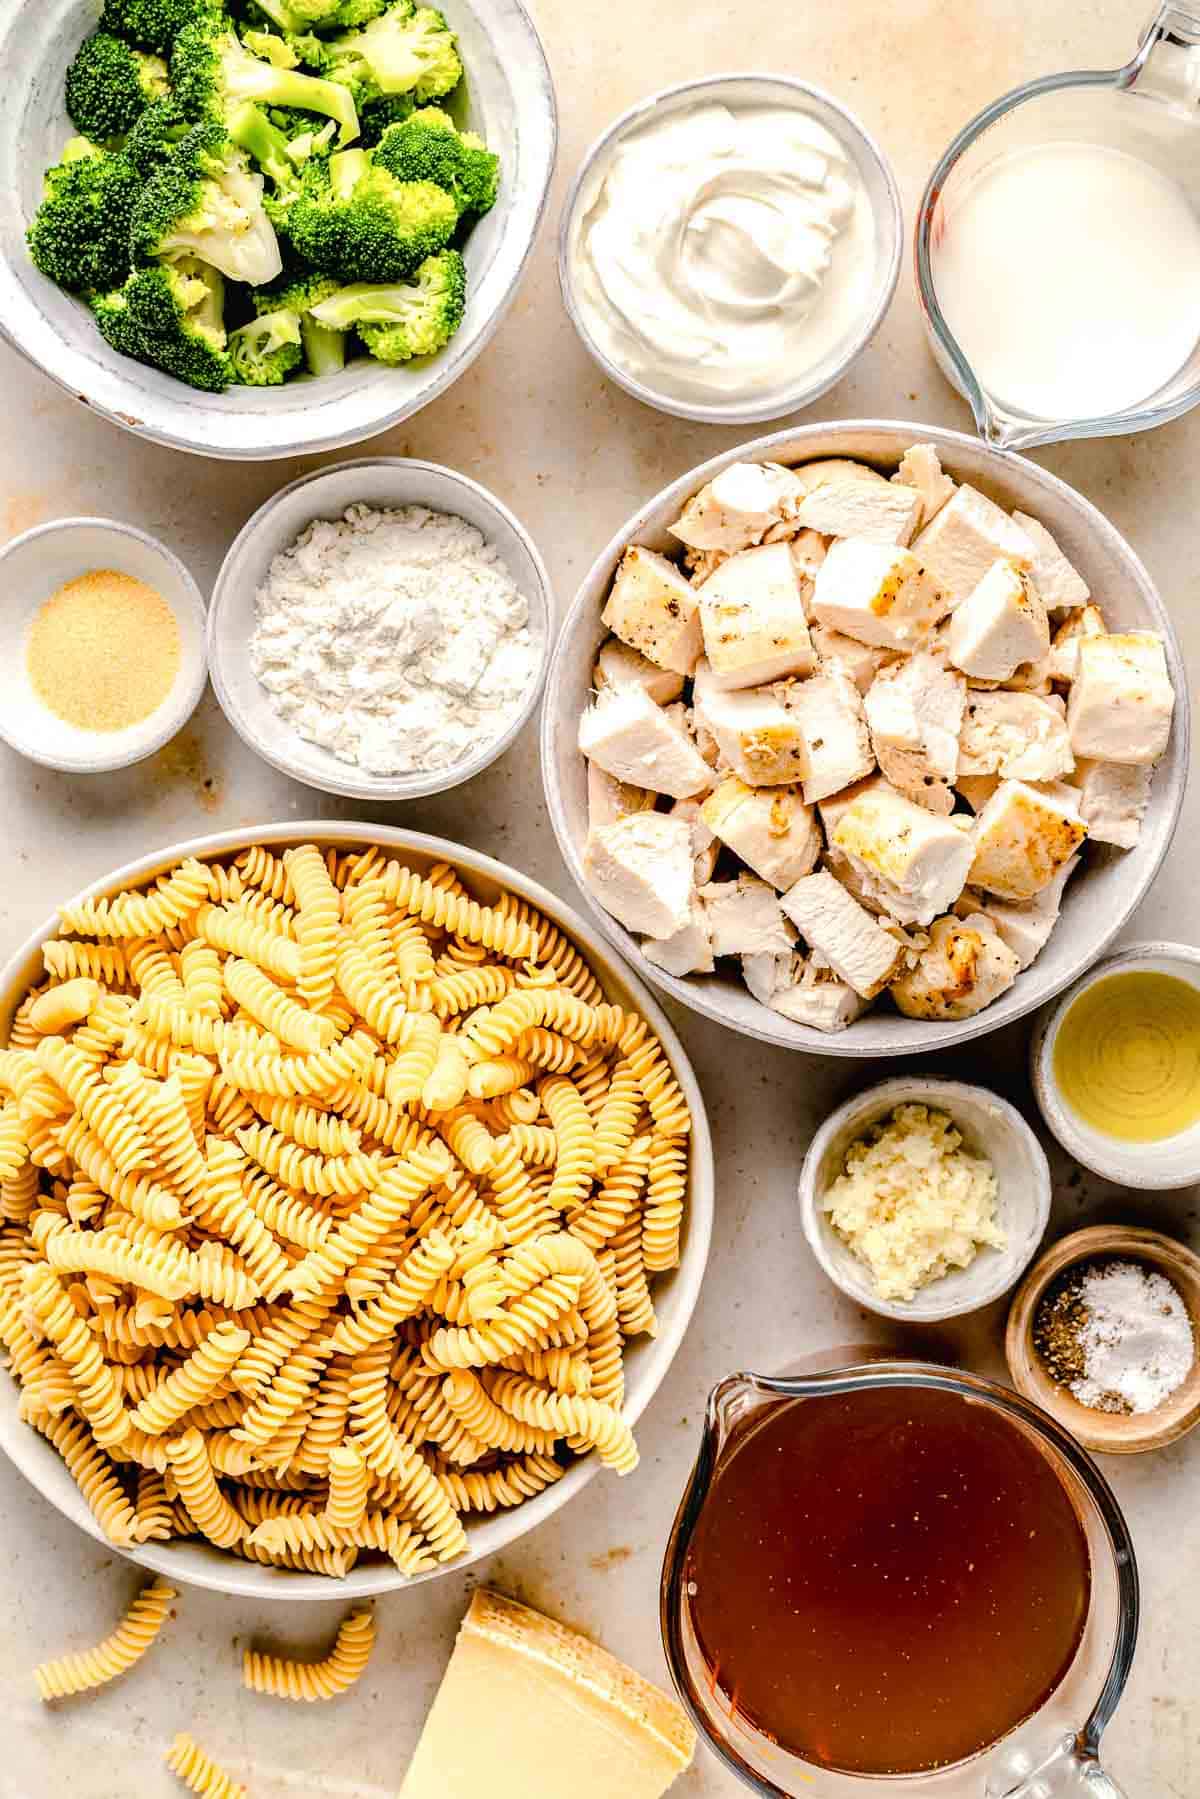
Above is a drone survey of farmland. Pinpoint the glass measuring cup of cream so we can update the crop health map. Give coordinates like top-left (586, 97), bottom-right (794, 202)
top-left (663, 1361), bottom-right (1139, 1797)
top-left (560, 76), bottom-right (901, 425)
top-left (917, 3), bottom-right (1200, 449)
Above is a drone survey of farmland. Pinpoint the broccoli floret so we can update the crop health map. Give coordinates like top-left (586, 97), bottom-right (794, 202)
top-left (358, 92), bottom-right (414, 146)
top-left (319, 5), bottom-right (462, 105)
top-left (375, 107), bottom-right (497, 216)
top-left (125, 97), bottom-right (194, 176)
top-left (245, 0), bottom-right (386, 30)
top-left (66, 34), bottom-right (170, 145)
top-left (131, 119), bottom-right (283, 285)
top-left (92, 257), bottom-right (233, 391)
top-left (241, 28), bottom-right (302, 68)
top-left (283, 144), bottom-right (456, 280)
top-left (228, 306), bottom-right (304, 383)
top-left (27, 139), bottom-right (140, 294)
top-left (99, 0), bottom-right (223, 55)
top-left (171, 19), bottom-right (361, 146)
top-left (309, 247), bottom-right (464, 362)
top-left (254, 270), bottom-right (347, 373)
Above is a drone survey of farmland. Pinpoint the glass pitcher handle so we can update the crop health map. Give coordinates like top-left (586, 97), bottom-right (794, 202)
top-left (984, 1737), bottom-right (1130, 1799)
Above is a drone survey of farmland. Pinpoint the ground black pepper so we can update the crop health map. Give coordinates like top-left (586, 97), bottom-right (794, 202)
top-left (1033, 1268), bottom-right (1090, 1386)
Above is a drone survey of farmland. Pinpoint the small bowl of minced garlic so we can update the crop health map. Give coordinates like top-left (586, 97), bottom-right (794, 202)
top-left (799, 1077), bottom-right (1052, 1322)
top-left (0, 517), bottom-right (208, 774)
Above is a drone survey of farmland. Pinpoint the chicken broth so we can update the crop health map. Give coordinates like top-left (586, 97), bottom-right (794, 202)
top-left (684, 1383), bottom-right (1091, 1775)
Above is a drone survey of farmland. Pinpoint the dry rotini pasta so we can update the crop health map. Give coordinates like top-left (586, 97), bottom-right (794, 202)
top-left (242, 1606), bottom-right (375, 1701)
top-left (166, 1732), bottom-right (247, 1799)
top-left (34, 1576), bottom-right (175, 1700)
top-left (0, 842), bottom-right (692, 1578)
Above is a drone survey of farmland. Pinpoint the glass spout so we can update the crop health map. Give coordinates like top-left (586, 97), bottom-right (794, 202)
top-left (985, 1735), bottom-right (1129, 1798)
top-left (1130, 3), bottom-right (1200, 101)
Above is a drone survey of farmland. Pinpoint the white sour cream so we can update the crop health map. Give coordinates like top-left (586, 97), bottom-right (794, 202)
top-left (933, 141), bottom-right (1200, 422)
top-left (569, 103), bottom-right (876, 407)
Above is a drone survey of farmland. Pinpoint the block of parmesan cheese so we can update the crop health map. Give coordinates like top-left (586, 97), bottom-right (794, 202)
top-left (400, 1590), bottom-right (696, 1799)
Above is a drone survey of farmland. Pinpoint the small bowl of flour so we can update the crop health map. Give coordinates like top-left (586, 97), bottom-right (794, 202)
top-left (208, 459), bottom-right (552, 800)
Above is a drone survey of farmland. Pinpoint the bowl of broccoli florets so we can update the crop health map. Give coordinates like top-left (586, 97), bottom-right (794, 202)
top-left (0, 0), bottom-right (556, 458)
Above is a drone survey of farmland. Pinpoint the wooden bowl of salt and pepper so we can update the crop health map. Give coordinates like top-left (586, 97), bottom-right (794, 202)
top-left (1006, 1225), bottom-right (1200, 1454)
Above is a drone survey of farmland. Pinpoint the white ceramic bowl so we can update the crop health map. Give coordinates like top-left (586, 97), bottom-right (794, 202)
top-left (0, 0), bottom-right (556, 460)
top-left (208, 458), bottom-right (553, 801)
top-left (541, 420), bottom-right (1190, 1056)
top-left (0, 517), bottom-right (208, 773)
top-left (558, 73), bottom-right (902, 425)
top-left (0, 822), bottom-right (714, 1600)
top-left (1031, 941), bottom-right (1200, 1189)
top-left (799, 1077), bottom-right (1052, 1323)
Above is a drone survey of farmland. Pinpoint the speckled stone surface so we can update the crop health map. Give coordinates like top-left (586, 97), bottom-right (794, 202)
top-left (1, 2), bottom-right (1197, 1793)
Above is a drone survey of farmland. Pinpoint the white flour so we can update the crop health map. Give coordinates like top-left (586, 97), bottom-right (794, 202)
top-left (250, 503), bottom-right (540, 777)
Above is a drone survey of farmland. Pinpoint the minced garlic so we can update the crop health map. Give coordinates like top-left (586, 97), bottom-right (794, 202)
top-left (27, 569), bottom-right (180, 733)
top-left (823, 1103), bottom-right (1003, 1302)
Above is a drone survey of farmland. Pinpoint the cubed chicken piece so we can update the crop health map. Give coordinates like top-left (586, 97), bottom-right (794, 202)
top-left (955, 855), bottom-right (1080, 970)
top-left (968, 779), bottom-right (1087, 901)
top-left (811, 539), bottom-right (949, 650)
top-left (946, 560), bottom-right (1050, 681)
top-left (641, 900), bottom-right (715, 977)
top-left (997, 658), bottom-right (1054, 695)
top-left (602, 546), bottom-right (702, 675)
top-left (692, 662), bottom-right (809, 788)
top-left (1010, 512), bottom-right (1090, 614)
top-left (816, 772), bottom-right (899, 839)
top-left (831, 783), bottom-right (975, 927)
top-left (958, 691), bottom-right (1075, 781)
top-left (769, 528), bottom-right (829, 587)
top-left (593, 636), bottom-right (685, 706)
top-left (583, 813), bottom-right (695, 938)
top-left (794, 466), bottom-right (923, 546)
top-left (587, 761), bottom-right (656, 832)
top-left (810, 624), bottom-right (896, 693)
top-left (669, 797), bottom-right (720, 883)
top-left (911, 485), bottom-right (1035, 612)
top-left (775, 668), bottom-right (876, 805)
top-left (683, 546), bottom-right (730, 586)
top-left (742, 950), bottom-right (869, 1032)
top-left (1067, 632), bottom-right (1175, 766)
top-left (1047, 604), bottom-right (1106, 684)
top-left (697, 542), bottom-right (816, 690)
top-left (890, 914), bottom-right (1020, 1020)
top-left (955, 773), bottom-right (1000, 814)
top-left (701, 776), bottom-right (821, 890)
top-left (578, 686), bottom-right (713, 800)
top-left (891, 443), bottom-right (957, 529)
top-left (670, 461), bottom-right (803, 552)
top-left (781, 870), bottom-right (906, 998)
top-left (1069, 759), bottom-right (1153, 849)
top-left (700, 876), bottom-right (796, 958)
top-left (864, 651), bottom-right (966, 814)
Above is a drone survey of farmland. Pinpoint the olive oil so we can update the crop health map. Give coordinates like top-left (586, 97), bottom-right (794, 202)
top-left (684, 1384), bottom-right (1091, 1776)
top-left (1054, 971), bottom-right (1200, 1142)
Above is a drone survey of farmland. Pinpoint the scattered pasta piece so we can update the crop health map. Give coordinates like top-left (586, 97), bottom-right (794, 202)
top-left (0, 843), bottom-right (693, 1578)
top-left (166, 1732), bottom-right (248, 1798)
top-left (242, 1605), bottom-right (376, 1701)
top-left (34, 1577), bottom-right (175, 1700)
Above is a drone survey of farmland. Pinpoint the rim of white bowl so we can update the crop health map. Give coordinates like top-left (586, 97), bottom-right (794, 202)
top-left (1031, 940), bottom-right (1200, 1190)
top-left (540, 417), bottom-right (1191, 1056)
top-left (557, 72), bottom-right (903, 425)
top-left (207, 458), bottom-right (554, 802)
top-left (0, 516), bottom-right (209, 774)
top-left (798, 1076), bottom-right (1053, 1323)
top-left (0, 821), bottom-right (714, 1598)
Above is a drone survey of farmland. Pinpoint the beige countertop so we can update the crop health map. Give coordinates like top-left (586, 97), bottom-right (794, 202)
top-left (1, 0), bottom-right (1197, 1793)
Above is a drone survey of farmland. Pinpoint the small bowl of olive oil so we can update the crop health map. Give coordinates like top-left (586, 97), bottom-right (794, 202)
top-left (1032, 942), bottom-right (1200, 1187)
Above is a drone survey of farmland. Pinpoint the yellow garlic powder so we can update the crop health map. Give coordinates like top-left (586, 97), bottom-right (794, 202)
top-left (27, 569), bottom-right (180, 733)
top-left (823, 1103), bottom-right (1004, 1302)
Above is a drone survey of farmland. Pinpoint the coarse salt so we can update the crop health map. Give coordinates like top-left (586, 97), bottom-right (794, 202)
top-left (1070, 1260), bottom-right (1195, 1415)
top-left (249, 503), bottom-right (540, 777)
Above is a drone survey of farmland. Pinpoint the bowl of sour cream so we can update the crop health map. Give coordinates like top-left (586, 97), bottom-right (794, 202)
top-left (559, 74), bottom-right (902, 424)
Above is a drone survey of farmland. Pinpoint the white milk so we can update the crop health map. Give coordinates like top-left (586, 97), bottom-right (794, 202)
top-left (933, 140), bottom-right (1200, 421)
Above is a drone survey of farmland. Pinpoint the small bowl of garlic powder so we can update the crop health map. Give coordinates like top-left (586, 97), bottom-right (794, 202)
top-left (208, 458), bottom-right (552, 803)
top-left (0, 517), bottom-right (208, 774)
top-left (799, 1076), bottom-right (1052, 1322)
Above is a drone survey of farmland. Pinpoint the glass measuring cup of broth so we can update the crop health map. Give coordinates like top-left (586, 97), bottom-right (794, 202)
top-left (916, 2), bottom-right (1200, 449)
top-left (662, 1362), bottom-right (1138, 1798)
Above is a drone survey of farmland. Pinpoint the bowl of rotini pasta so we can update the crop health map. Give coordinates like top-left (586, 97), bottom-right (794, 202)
top-left (0, 824), bottom-right (712, 1599)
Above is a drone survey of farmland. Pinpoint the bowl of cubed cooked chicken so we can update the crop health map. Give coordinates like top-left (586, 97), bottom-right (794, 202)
top-left (0, 0), bottom-right (555, 459)
top-left (541, 422), bottom-right (1189, 1055)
